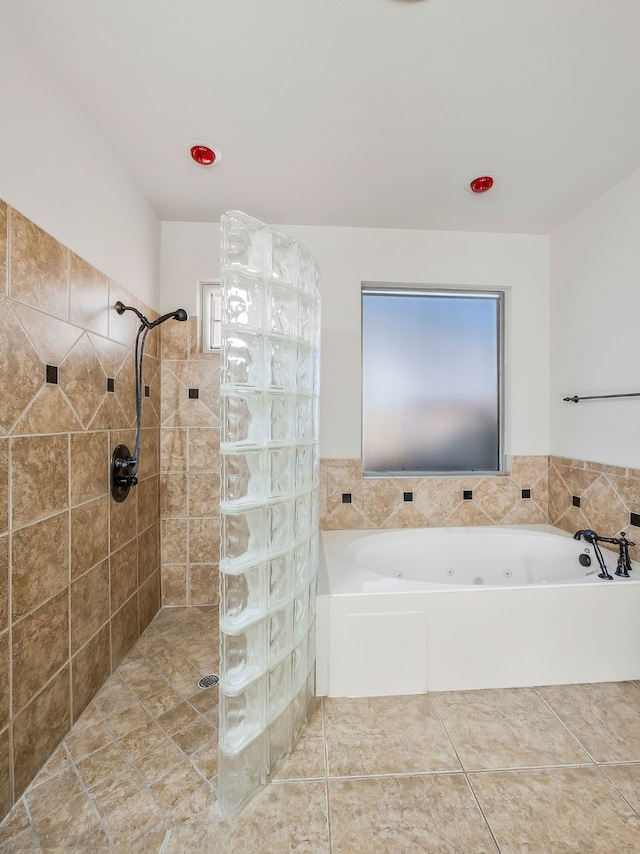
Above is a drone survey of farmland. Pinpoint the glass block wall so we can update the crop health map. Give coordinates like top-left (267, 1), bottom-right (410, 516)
top-left (218, 211), bottom-right (321, 814)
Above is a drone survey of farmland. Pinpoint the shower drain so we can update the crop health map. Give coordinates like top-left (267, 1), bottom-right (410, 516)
top-left (198, 674), bottom-right (219, 689)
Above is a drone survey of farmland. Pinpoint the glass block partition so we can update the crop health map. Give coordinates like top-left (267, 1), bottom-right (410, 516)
top-left (218, 211), bottom-right (321, 815)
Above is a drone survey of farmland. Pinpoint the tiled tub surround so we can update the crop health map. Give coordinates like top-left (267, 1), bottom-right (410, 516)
top-left (160, 317), bottom-right (220, 606)
top-left (549, 455), bottom-right (640, 563)
top-left (320, 455), bottom-right (550, 530)
top-left (0, 200), bottom-right (162, 821)
top-left (321, 455), bottom-right (640, 560)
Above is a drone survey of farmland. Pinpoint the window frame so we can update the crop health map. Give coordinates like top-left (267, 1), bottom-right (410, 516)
top-left (361, 284), bottom-right (505, 478)
top-left (200, 280), bottom-right (222, 352)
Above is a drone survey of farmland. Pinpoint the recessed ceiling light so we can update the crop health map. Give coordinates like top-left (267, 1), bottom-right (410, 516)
top-left (187, 140), bottom-right (221, 168)
top-left (467, 174), bottom-right (495, 194)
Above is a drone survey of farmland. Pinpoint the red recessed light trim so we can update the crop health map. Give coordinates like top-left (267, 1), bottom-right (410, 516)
top-left (190, 144), bottom-right (216, 166)
top-left (187, 140), bottom-right (221, 168)
top-left (469, 175), bottom-right (494, 193)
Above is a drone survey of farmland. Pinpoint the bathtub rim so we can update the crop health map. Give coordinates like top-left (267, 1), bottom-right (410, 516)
top-left (318, 523), bottom-right (640, 596)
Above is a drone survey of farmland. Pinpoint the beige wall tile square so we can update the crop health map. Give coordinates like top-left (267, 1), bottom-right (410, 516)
top-left (69, 253), bottom-right (109, 337)
top-left (161, 428), bottom-right (187, 472)
top-left (138, 475), bottom-right (159, 533)
top-left (0, 728), bottom-right (10, 821)
top-left (71, 559), bottom-right (109, 654)
top-left (0, 440), bottom-right (7, 533)
top-left (161, 519), bottom-right (187, 564)
top-left (188, 427), bottom-right (220, 473)
top-left (11, 434), bottom-right (69, 527)
top-left (110, 540), bottom-right (138, 614)
top-left (13, 384), bottom-right (83, 435)
top-left (138, 523), bottom-right (160, 584)
top-left (60, 334), bottom-right (107, 428)
top-left (109, 486), bottom-right (138, 553)
top-left (71, 495), bottom-right (109, 579)
top-left (10, 209), bottom-right (68, 319)
top-left (0, 303), bottom-right (45, 434)
top-left (137, 427), bottom-right (159, 480)
top-left (188, 565), bottom-right (219, 606)
top-left (70, 432), bottom-right (108, 505)
top-left (138, 572), bottom-right (160, 634)
top-left (189, 517), bottom-right (219, 564)
top-left (12, 511), bottom-right (69, 620)
top-left (0, 631), bottom-right (8, 731)
top-left (12, 589), bottom-right (70, 711)
top-left (161, 473), bottom-right (188, 518)
top-left (161, 322), bottom-right (189, 361)
top-left (188, 473), bottom-right (220, 517)
top-left (0, 535), bottom-right (8, 632)
top-left (111, 594), bottom-right (139, 669)
top-left (162, 566), bottom-right (187, 606)
top-left (72, 624), bottom-right (112, 723)
top-left (13, 666), bottom-right (71, 796)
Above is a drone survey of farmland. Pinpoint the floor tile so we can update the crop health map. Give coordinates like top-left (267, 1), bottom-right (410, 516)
top-left (34, 791), bottom-right (101, 847)
top-left (150, 761), bottom-right (206, 812)
top-left (599, 762), bottom-right (640, 813)
top-left (24, 765), bottom-right (84, 823)
top-left (166, 781), bottom-right (330, 854)
top-left (329, 774), bottom-right (497, 853)
top-left (536, 682), bottom-right (640, 762)
top-left (432, 687), bottom-right (590, 770)
top-left (325, 694), bottom-right (461, 777)
top-left (88, 766), bottom-right (145, 817)
top-left (102, 787), bottom-right (167, 845)
top-left (470, 766), bottom-right (640, 853)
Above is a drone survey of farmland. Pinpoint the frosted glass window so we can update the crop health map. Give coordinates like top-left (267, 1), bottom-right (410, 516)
top-left (362, 287), bottom-right (503, 475)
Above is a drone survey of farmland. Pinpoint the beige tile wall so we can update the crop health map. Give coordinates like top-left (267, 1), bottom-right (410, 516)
top-left (321, 453), bottom-right (640, 561)
top-left (0, 199), bottom-right (161, 820)
top-left (549, 456), bottom-right (640, 562)
top-left (320, 456), bottom-right (550, 529)
top-left (160, 319), bottom-right (220, 606)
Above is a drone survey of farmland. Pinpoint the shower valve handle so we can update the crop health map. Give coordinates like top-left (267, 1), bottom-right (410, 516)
top-left (114, 456), bottom-right (136, 469)
top-left (115, 474), bottom-right (138, 488)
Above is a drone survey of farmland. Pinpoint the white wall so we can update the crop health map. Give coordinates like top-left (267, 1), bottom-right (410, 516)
top-left (550, 166), bottom-right (640, 468)
top-left (162, 220), bottom-right (550, 460)
top-left (0, 6), bottom-right (160, 307)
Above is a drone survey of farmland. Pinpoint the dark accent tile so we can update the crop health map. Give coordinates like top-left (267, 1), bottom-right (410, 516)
top-left (463, 490), bottom-right (473, 500)
top-left (45, 364), bottom-right (58, 384)
top-left (107, 377), bottom-right (115, 393)
top-left (630, 512), bottom-right (640, 528)
top-left (144, 385), bottom-right (150, 398)
top-left (403, 492), bottom-right (413, 502)
top-left (341, 493), bottom-right (352, 504)
top-left (522, 489), bottom-right (531, 499)
top-left (188, 388), bottom-right (199, 400)
top-left (572, 495), bottom-right (581, 508)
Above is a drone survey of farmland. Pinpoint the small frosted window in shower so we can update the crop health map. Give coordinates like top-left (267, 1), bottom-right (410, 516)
top-left (201, 281), bottom-right (222, 351)
top-left (362, 287), bottom-right (503, 475)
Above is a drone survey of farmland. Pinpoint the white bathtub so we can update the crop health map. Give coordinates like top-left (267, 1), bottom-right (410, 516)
top-left (315, 525), bottom-right (640, 697)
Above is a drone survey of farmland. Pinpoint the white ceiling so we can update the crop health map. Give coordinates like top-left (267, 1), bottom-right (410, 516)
top-left (4, 0), bottom-right (640, 233)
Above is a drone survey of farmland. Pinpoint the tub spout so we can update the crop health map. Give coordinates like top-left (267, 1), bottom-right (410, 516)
top-left (573, 530), bottom-right (613, 580)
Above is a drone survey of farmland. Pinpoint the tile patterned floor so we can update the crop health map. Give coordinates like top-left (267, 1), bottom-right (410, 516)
top-left (3, 608), bottom-right (640, 851)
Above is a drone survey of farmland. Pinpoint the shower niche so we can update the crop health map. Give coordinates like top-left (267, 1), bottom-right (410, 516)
top-left (218, 211), bottom-right (321, 814)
